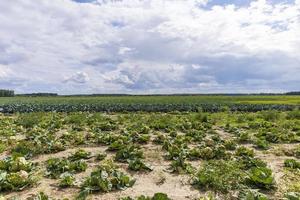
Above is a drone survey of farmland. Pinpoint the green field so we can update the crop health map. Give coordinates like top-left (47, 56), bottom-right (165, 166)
top-left (0, 95), bottom-right (299, 104)
top-left (0, 95), bottom-right (299, 113)
top-left (0, 95), bottom-right (299, 199)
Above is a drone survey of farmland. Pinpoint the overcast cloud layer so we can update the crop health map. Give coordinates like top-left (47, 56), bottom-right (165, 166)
top-left (0, 0), bottom-right (299, 94)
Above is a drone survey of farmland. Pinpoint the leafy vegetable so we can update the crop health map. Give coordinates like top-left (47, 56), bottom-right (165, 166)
top-left (0, 156), bottom-right (37, 192)
top-left (46, 158), bottom-right (87, 179)
top-left (246, 167), bottom-right (275, 189)
top-left (119, 193), bottom-right (171, 200)
top-left (115, 145), bottom-right (144, 163)
top-left (128, 159), bottom-right (153, 172)
top-left (59, 172), bottom-right (75, 188)
top-left (193, 160), bottom-right (245, 193)
top-left (68, 149), bottom-right (91, 161)
top-left (95, 152), bottom-right (107, 161)
top-left (238, 189), bottom-right (269, 200)
top-left (78, 160), bottom-right (135, 199)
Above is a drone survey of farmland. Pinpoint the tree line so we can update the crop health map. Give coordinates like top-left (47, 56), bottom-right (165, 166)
top-left (0, 89), bottom-right (14, 97)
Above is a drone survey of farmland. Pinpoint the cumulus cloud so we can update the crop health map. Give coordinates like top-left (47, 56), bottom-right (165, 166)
top-left (0, 64), bottom-right (26, 89)
top-left (0, 0), bottom-right (299, 94)
top-left (63, 72), bottom-right (90, 84)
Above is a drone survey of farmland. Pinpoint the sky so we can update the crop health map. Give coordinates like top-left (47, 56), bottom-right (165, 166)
top-left (0, 0), bottom-right (299, 94)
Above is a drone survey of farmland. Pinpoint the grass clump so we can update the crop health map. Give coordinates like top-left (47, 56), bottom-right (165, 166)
top-left (284, 159), bottom-right (300, 169)
top-left (254, 139), bottom-right (270, 150)
top-left (284, 192), bottom-right (300, 200)
top-left (293, 145), bottom-right (300, 158)
top-left (0, 141), bottom-right (7, 154)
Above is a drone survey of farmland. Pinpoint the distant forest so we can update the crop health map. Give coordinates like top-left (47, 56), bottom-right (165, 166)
top-left (0, 89), bottom-right (14, 97)
top-left (0, 89), bottom-right (299, 97)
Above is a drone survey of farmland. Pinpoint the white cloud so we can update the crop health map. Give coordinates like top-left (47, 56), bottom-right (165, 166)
top-left (0, 65), bottom-right (12, 78)
top-left (118, 47), bottom-right (133, 55)
top-left (0, 0), bottom-right (299, 94)
top-left (64, 71), bottom-right (90, 84)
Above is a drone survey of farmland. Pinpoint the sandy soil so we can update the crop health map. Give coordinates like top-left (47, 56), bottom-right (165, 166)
top-left (216, 127), bottom-right (300, 199)
top-left (3, 144), bottom-right (203, 200)
top-left (2, 127), bottom-right (299, 200)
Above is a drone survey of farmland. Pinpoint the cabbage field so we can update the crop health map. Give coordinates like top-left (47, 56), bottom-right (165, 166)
top-left (0, 95), bottom-right (299, 113)
top-left (0, 96), bottom-right (300, 199)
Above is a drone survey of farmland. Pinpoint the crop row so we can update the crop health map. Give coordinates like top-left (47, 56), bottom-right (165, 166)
top-left (0, 103), bottom-right (296, 113)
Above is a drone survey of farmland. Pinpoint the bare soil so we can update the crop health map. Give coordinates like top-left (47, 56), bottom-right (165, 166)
top-left (2, 127), bottom-right (300, 200)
